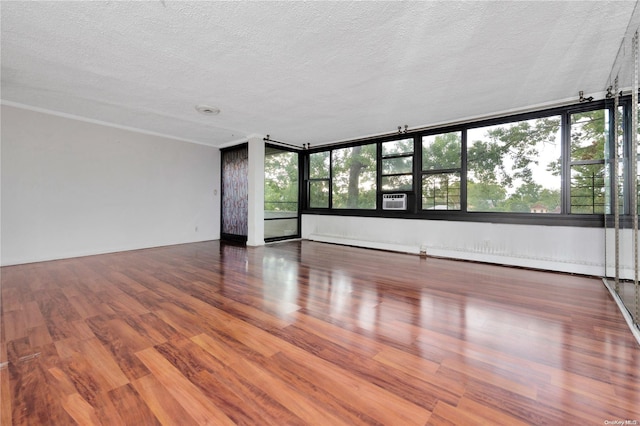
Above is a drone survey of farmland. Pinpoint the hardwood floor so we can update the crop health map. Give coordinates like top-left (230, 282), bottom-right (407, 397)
top-left (1, 240), bottom-right (639, 425)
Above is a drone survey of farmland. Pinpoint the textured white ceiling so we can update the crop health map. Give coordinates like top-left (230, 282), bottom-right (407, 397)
top-left (1, 1), bottom-right (637, 147)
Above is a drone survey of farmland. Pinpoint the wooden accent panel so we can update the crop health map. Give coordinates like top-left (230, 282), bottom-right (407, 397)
top-left (1, 240), bottom-right (639, 425)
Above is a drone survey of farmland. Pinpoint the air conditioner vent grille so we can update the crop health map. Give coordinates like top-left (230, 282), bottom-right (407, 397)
top-left (382, 194), bottom-right (407, 210)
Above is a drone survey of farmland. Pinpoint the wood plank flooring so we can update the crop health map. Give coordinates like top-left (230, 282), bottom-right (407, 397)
top-left (1, 240), bottom-right (639, 425)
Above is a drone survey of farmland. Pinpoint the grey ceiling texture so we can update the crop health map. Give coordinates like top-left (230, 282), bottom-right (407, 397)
top-left (1, 1), bottom-right (638, 147)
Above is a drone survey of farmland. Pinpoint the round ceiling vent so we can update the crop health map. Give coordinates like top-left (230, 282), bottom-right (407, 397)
top-left (195, 105), bottom-right (221, 115)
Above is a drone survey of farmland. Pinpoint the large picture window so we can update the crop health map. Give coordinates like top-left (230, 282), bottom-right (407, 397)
top-left (467, 116), bottom-right (561, 213)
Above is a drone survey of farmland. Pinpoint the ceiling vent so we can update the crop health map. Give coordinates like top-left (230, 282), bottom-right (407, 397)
top-left (195, 105), bottom-right (220, 115)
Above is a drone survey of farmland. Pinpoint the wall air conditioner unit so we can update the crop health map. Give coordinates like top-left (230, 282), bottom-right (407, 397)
top-left (382, 193), bottom-right (407, 210)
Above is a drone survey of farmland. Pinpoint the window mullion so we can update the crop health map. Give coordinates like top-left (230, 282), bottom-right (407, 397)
top-left (414, 136), bottom-right (421, 213)
top-left (461, 129), bottom-right (467, 212)
top-left (329, 149), bottom-right (333, 208)
top-left (562, 111), bottom-right (571, 214)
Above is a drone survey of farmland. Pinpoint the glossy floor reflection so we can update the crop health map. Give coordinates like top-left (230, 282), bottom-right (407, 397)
top-left (1, 240), bottom-right (639, 425)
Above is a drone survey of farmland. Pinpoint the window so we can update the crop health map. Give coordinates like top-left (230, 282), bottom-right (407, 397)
top-left (636, 158), bottom-right (640, 214)
top-left (303, 98), bottom-right (638, 226)
top-left (264, 146), bottom-right (299, 240)
top-left (604, 105), bottom-right (625, 215)
top-left (636, 102), bottom-right (640, 215)
top-left (332, 144), bottom-right (377, 209)
top-left (381, 138), bottom-right (413, 191)
top-left (421, 131), bottom-right (462, 210)
top-left (308, 151), bottom-right (330, 208)
top-left (467, 116), bottom-right (561, 213)
top-left (569, 109), bottom-right (607, 214)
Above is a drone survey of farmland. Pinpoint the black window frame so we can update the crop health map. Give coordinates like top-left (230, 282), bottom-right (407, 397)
top-left (302, 97), bottom-right (639, 228)
top-left (380, 137), bottom-right (415, 194)
top-left (307, 151), bottom-right (331, 209)
top-left (330, 143), bottom-right (378, 210)
top-left (566, 107), bottom-right (609, 215)
top-left (420, 129), bottom-right (464, 212)
top-left (263, 143), bottom-right (302, 243)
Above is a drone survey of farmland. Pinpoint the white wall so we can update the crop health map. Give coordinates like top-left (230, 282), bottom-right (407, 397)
top-left (1, 105), bottom-right (220, 265)
top-left (302, 214), bottom-right (606, 276)
top-left (247, 136), bottom-right (265, 246)
top-left (604, 228), bottom-right (640, 280)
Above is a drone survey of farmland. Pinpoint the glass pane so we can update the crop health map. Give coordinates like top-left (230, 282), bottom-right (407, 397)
top-left (467, 116), bottom-right (561, 213)
top-left (570, 109), bottom-right (606, 162)
top-left (265, 218), bottom-right (299, 239)
top-left (264, 148), bottom-right (298, 214)
top-left (382, 175), bottom-right (412, 191)
top-left (605, 106), bottom-right (626, 215)
top-left (604, 161), bottom-right (625, 215)
top-left (332, 144), bottom-right (377, 209)
top-left (382, 156), bottom-right (412, 175)
top-left (309, 151), bottom-right (330, 179)
top-left (616, 105), bottom-right (624, 158)
top-left (570, 164), bottom-right (606, 214)
top-left (309, 180), bottom-right (329, 208)
top-left (422, 173), bottom-right (460, 210)
top-left (422, 131), bottom-right (462, 170)
top-left (382, 138), bottom-right (413, 156)
top-left (636, 158), bottom-right (639, 215)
